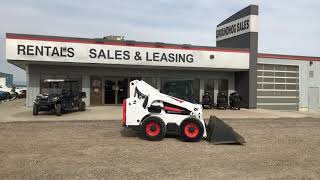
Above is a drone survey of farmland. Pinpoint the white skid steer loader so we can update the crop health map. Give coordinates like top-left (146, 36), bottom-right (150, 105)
top-left (122, 80), bottom-right (245, 144)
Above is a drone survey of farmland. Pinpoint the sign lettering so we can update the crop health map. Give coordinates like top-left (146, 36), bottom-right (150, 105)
top-left (216, 15), bottom-right (258, 41)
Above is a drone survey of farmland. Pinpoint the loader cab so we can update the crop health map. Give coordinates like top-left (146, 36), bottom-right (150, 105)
top-left (161, 80), bottom-right (195, 103)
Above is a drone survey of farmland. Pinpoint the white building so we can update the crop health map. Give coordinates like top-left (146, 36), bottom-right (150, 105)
top-left (5, 5), bottom-right (320, 111)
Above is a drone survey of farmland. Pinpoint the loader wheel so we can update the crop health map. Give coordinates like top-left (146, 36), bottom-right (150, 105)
top-left (180, 118), bottom-right (204, 142)
top-left (79, 101), bottom-right (86, 111)
top-left (56, 104), bottom-right (62, 116)
top-left (33, 104), bottom-right (38, 115)
top-left (141, 116), bottom-right (166, 141)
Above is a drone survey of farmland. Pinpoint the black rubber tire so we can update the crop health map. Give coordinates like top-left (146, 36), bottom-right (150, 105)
top-left (56, 104), bottom-right (62, 116)
top-left (33, 104), bottom-right (38, 115)
top-left (79, 101), bottom-right (86, 111)
top-left (141, 116), bottom-right (166, 141)
top-left (180, 118), bottom-right (204, 142)
top-left (13, 92), bottom-right (18, 99)
top-left (10, 93), bottom-right (17, 100)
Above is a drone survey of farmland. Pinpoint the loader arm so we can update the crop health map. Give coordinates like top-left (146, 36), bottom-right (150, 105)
top-left (133, 80), bottom-right (199, 113)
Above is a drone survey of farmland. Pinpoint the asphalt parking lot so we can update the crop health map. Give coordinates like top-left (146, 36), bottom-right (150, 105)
top-left (1, 117), bottom-right (320, 180)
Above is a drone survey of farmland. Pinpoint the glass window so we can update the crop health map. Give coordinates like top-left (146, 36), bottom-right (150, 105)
top-left (264, 72), bottom-right (275, 77)
top-left (309, 71), bottom-right (314, 78)
top-left (193, 79), bottom-right (200, 103)
top-left (263, 64), bottom-right (275, 70)
top-left (257, 63), bottom-right (263, 69)
top-left (286, 78), bottom-right (298, 83)
top-left (263, 78), bottom-right (275, 82)
top-left (275, 72), bottom-right (285, 77)
top-left (204, 79), bottom-right (214, 95)
top-left (275, 84), bottom-right (285, 89)
top-left (161, 79), bottom-right (195, 102)
top-left (143, 77), bottom-right (157, 88)
top-left (218, 79), bottom-right (228, 93)
top-left (263, 84), bottom-right (275, 89)
top-left (286, 84), bottom-right (299, 90)
top-left (275, 65), bottom-right (286, 71)
top-left (275, 78), bottom-right (285, 83)
top-left (286, 72), bottom-right (298, 77)
top-left (287, 66), bottom-right (298, 71)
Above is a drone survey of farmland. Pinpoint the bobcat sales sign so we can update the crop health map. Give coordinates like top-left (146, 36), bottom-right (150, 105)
top-left (6, 36), bottom-right (249, 69)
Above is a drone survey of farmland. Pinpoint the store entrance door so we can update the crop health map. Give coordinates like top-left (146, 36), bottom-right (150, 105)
top-left (104, 78), bottom-right (128, 105)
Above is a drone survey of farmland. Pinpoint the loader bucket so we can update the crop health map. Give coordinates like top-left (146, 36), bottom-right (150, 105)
top-left (206, 116), bottom-right (245, 145)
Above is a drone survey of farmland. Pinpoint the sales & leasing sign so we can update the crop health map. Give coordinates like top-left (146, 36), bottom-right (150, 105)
top-left (6, 36), bottom-right (250, 69)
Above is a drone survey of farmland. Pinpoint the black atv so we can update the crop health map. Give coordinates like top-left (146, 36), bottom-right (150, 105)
top-left (33, 79), bottom-right (86, 116)
top-left (202, 92), bottom-right (213, 109)
top-left (229, 92), bottom-right (242, 110)
top-left (216, 91), bottom-right (228, 110)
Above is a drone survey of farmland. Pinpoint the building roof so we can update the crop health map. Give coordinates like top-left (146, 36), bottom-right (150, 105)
top-left (258, 53), bottom-right (320, 61)
top-left (6, 33), bottom-right (249, 53)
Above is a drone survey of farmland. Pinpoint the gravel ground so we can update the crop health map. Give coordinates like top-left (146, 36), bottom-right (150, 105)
top-left (0, 118), bottom-right (320, 180)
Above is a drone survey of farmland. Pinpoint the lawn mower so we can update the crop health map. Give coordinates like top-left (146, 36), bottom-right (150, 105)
top-left (122, 80), bottom-right (244, 144)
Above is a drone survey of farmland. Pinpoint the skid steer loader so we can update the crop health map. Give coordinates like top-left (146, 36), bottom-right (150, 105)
top-left (122, 80), bottom-right (245, 144)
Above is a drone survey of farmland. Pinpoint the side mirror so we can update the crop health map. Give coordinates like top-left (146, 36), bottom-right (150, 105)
top-left (80, 92), bottom-right (86, 98)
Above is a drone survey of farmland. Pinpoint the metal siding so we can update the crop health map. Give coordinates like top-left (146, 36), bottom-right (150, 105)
top-left (313, 61), bottom-right (320, 108)
top-left (26, 67), bottom-right (40, 107)
top-left (258, 58), bottom-right (320, 109)
top-left (82, 76), bottom-right (90, 106)
top-left (309, 61), bottom-right (320, 108)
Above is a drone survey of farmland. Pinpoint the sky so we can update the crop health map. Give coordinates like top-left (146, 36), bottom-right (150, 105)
top-left (0, 0), bottom-right (319, 83)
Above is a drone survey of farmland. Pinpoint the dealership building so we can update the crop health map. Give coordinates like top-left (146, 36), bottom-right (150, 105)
top-left (5, 5), bottom-right (320, 111)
